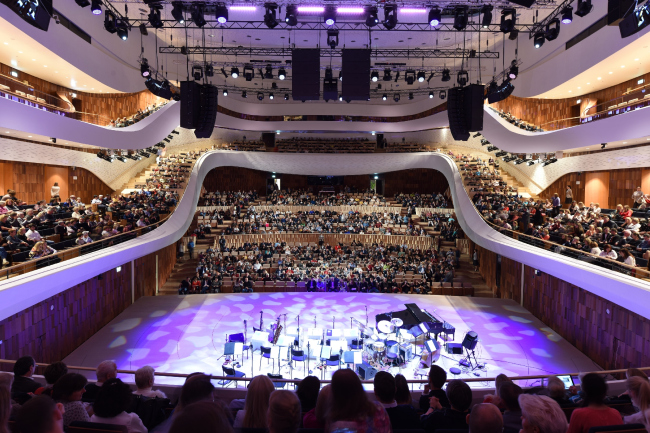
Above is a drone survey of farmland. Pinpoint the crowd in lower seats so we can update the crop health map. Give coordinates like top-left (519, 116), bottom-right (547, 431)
top-left (266, 189), bottom-right (385, 206)
top-left (178, 239), bottom-right (461, 295)
top-left (108, 102), bottom-right (167, 128)
top-left (3, 356), bottom-right (650, 433)
top-left (452, 151), bottom-right (650, 270)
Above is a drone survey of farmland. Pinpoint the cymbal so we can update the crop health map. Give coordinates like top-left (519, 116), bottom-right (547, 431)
top-left (377, 320), bottom-right (394, 334)
top-left (390, 318), bottom-right (404, 328)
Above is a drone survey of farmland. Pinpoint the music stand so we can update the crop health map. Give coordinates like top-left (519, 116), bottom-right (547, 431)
top-left (343, 350), bottom-right (362, 368)
top-left (218, 342), bottom-right (236, 361)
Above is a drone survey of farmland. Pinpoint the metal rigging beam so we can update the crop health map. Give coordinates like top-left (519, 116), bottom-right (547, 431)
top-left (159, 46), bottom-right (500, 59)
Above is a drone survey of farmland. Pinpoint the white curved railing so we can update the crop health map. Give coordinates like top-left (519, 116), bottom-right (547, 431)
top-left (1, 151), bottom-right (649, 323)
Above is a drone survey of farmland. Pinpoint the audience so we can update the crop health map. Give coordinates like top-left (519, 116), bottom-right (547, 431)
top-left (421, 379), bottom-right (472, 432)
top-left (499, 381), bottom-right (523, 433)
top-left (168, 401), bottom-right (233, 433)
top-left (14, 395), bottom-right (65, 433)
top-left (373, 371), bottom-right (420, 429)
top-left (295, 375), bottom-right (320, 413)
top-left (11, 356), bottom-right (41, 404)
top-left (133, 366), bottom-right (167, 399)
top-left (468, 403), bottom-right (504, 433)
top-left (0, 381), bottom-right (10, 433)
top-left (91, 378), bottom-right (147, 432)
top-left (52, 373), bottom-right (91, 426)
top-left (624, 376), bottom-right (650, 429)
top-left (233, 375), bottom-right (274, 429)
top-left (267, 390), bottom-right (302, 433)
top-left (152, 373), bottom-right (216, 433)
top-left (420, 365), bottom-right (451, 411)
top-left (35, 362), bottom-right (68, 397)
top-left (566, 373), bottom-right (623, 433)
top-left (327, 369), bottom-right (391, 433)
top-left (519, 394), bottom-right (568, 433)
top-left (303, 384), bottom-right (331, 429)
top-left (84, 360), bottom-right (117, 402)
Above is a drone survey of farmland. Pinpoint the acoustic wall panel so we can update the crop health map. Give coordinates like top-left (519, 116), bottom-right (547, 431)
top-left (341, 49), bottom-right (371, 101)
top-left (292, 49), bottom-right (321, 101)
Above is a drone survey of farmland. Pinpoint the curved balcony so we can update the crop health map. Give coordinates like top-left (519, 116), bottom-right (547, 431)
top-left (1, 152), bottom-right (649, 324)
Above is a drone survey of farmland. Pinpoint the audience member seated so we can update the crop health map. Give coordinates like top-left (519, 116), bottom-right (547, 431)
top-left (276, 137), bottom-right (374, 153)
top-left (133, 366), bottom-right (167, 399)
top-left (327, 369), bottom-right (391, 433)
top-left (303, 384), bottom-right (331, 429)
top-left (519, 394), bottom-right (568, 433)
top-left (373, 371), bottom-right (420, 429)
top-left (566, 373), bottom-right (623, 433)
top-left (267, 390), bottom-right (302, 433)
top-left (90, 378), bottom-right (148, 433)
top-left (14, 395), bottom-right (66, 433)
top-left (623, 376), bottom-right (650, 429)
top-left (109, 102), bottom-right (168, 128)
top-left (233, 375), bottom-right (274, 429)
top-left (420, 365), bottom-right (451, 411)
top-left (168, 401), bottom-right (233, 433)
top-left (11, 356), bottom-right (42, 404)
top-left (52, 373), bottom-right (91, 426)
top-left (499, 381), bottom-right (524, 433)
top-left (35, 362), bottom-right (68, 397)
top-left (295, 375), bottom-right (320, 414)
top-left (469, 403), bottom-right (504, 433)
top-left (84, 360), bottom-right (117, 402)
top-left (421, 379), bottom-right (472, 432)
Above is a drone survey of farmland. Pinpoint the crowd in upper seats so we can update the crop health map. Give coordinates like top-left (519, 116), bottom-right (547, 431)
top-left (267, 189), bottom-right (385, 206)
top-left (108, 102), bottom-right (167, 128)
top-left (178, 239), bottom-right (461, 294)
top-left (276, 137), bottom-right (375, 153)
top-left (3, 356), bottom-right (650, 433)
top-left (493, 108), bottom-right (544, 132)
top-left (199, 190), bottom-right (259, 207)
top-left (451, 151), bottom-right (650, 269)
top-left (394, 192), bottom-right (451, 211)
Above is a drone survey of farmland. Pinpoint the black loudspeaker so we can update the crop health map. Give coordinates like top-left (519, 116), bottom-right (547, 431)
top-left (323, 69), bottom-right (338, 102)
top-left (376, 133), bottom-right (384, 148)
top-left (341, 49), bottom-right (371, 101)
top-left (445, 342), bottom-right (463, 354)
top-left (357, 361), bottom-right (378, 380)
top-left (292, 49), bottom-right (321, 101)
top-left (194, 84), bottom-right (218, 139)
top-left (462, 331), bottom-right (479, 351)
top-left (180, 81), bottom-right (202, 129)
top-left (608, 0), bottom-right (635, 25)
top-left (447, 84), bottom-right (484, 141)
top-left (261, 132), bottom-right (276, 148)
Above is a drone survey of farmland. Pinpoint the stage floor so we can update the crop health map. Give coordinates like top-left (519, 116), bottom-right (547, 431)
top-left (64, 293), bottom-right (600, 390)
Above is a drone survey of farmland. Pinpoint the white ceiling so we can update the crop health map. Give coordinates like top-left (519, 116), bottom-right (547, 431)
top-left (0, 127), bottom-right (100, 148)
top-left (0, 16), bottom-right (121, 94)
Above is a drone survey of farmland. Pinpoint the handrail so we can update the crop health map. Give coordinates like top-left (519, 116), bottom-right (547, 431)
top-left (0, 156), bottom-right (200, 281)
top-left (0, 358), bottom-right (646, 385)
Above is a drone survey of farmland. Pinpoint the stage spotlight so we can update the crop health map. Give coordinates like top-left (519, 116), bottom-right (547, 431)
top-left (408, 92), bottom-right (414, 100)
top-left (257, 92), bottom-right (264, 101)
top-left (215, 4), bottom-right (228, 24)
top-left (500, 8), bottom-right (515, 34)
top-left (171, 1), bottom-right (185, 23)
top-left (534, 32), bottom-right (545, 48)
top-left (116, 20), bottom-right (128, 41)
top-left (192, 65), bottom-right (203, 81)
top-left (508, 62), bottom-right (518, 80)
top-left (205, 64), bottom-right (214, 77)
top-left (405, 70), bottom-right (416, 85)
top-left (284, 93), bottom-right (289, 100)
top-left (191, 3), bottom-right (207, 27)
top-left (244, 65), bottom-right (254, 81)
top-left (428, 7), bottom-right (441, 26)
top-left (439, 90), bottom-right (446, 100)
top-left (383, 68), bottom-right (392, 81)
top-left (575, 0), bottom-right (593, 17)
top-left (242, 90), bottom-right (247, 98)
top-left (393, 93), bottom-right (400, 102)
top-left (481, 5), bottom-right (493, 28)
top-left (601, 143), bottom-right (607, 149)
top-left (417, 71), bottom-right (425, 83)
top-left (383, 4), bottom-right (397, 30)
top-left (338, 71), bottom-right (342, 82)
top-left (264, 65), bottom-right (273, 79)
top-left (116, 155), bottom-right (127, 163)
top-left (457, 70), bottom-right (468, 86)
top-left (269, 92), bottom-right (274, 100)
top-left (441, 69), bottom-right (451, 82)
top-left (545, 18), bottom-right (560, 41)
top-left (75, 0), bottom-right (90, 7)
top-left (429, 91), bottom-right (434, 99)
top-left (148, 7), bottom-right (163, 28)
top-left (264, 3), bottom-right (279, 28)
top-left (104, 10), bottom-right (117, 33)
top-left (91, 0), bottom-right (102, 15)
top-left (231, 67), bottom-right (239, 78)
top-left (140, 59), bottom-right (150, 77)
top-left (366, 6), bottom-right (379, 27)
top-left (278, 68), bottom-right (286, 80)
top-left (339, 94), bottom-right (343, 101)
top-left (527, 160), bottom-right (535, 166)
top-left (222, 89), bottom-right (228, 96)
top-left (382, 93), bottom-right (387, 101)
top-left (453, 6), bottom-right (468, 31)
top-left (371, 71), bottom-right (379, 82)
top-left (561, 6), bottom-right (573, 24)
top-left (327, 29), bottom-right (339, 48)
top-left (49, 137), bottom-right (56, 143)
top-left (324, 6), bottom-right (336, 26)
top-left (285, 4), bottom-right (297, 26)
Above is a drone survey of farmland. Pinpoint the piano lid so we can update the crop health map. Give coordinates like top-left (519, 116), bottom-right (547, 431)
top-left (375, 303), bottom-right (439, 329)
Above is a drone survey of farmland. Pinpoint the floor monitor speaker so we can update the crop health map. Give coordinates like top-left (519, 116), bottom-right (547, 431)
top-left (357, 361), bottom-right (378, 380)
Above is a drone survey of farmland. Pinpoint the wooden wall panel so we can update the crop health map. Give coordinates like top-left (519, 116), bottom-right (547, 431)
top-left (539, 172), bottom-right (586, 205)
top-left (499, 256), bottom-right (522, 304)
top-left (0, 160), bottom-right (114, 205)
top-left (520, 265), bottom-right (650, 370)
top-left (475, 244), bottom-right (498, 296)
top-left (202, 166), bottom-right (269, 195)
top-left (133, 242), bottom-right (177, 298)
top-left (585, 172), bottom-right (610, 208)
top-left (642, 169), bottom-right (650, 196)
top-left (383, 169), bottom-right (450, 198)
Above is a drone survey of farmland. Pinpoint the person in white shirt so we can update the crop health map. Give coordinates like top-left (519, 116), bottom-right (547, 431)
top-left (90, 378), bottom-right (147, 433)
top-left (91, 196), bottom-right (101, 205)
top-left (26, 224), bottom-right (42, 242)
top-left (76, 232), bottom-right (93, 245)
top-left (133, 366), bottom-right (167, 399)
top-left (599, 245), bottom-right (618, 260)
top-left (620, 248), bottom-right (636, 267)
top-left (589, 241), bottom-right (602, 256)
top-left (101, 227), bottom-right (113, 239)
top-left (136, 217), bottom-right (147, 228)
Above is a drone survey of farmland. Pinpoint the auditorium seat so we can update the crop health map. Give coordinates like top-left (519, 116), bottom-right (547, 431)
top-left (588, 425), bottom-right (646, 433)
top-left (68, 421), bottom-right (128, 433)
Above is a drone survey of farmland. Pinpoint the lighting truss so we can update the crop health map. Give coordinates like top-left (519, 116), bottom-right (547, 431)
top-left (528, 0), bottom-right (574, 39)
top-left (160, 46), bottom-right (500, 59)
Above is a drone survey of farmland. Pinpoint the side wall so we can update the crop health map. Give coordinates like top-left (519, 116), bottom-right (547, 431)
top-left (0, 243), bottom-right (176, 364)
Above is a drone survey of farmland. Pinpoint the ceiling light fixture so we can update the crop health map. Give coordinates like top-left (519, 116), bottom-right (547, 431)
top-left (231, 67), bottom-right (239, 78)
top-left (285, 4), bottom-right (298, 26)
top-left (140, 59), bottom-right (150, 77)
top-left (215, 4), bottom-right (228, 24)
top-left (371, 71), bottom-right (379, 82)
top-left (545, 18), bottom-right (560, 41)
top-left (500, 8), bottom-right (516, 34)
top-left (263, 3), bottom-right (279, 28)
top-left (382, 94), bottom-right (387, 101)
top-left (575, 0), bottom-right (593, 17)
top-left (417, 71), bottom-right (425, 82)
top-left (534, 32), bottom-right (544, 48)
top-left (428, 7), bottom-right (441, 27)
top-left (191, 3), bottom-right (207, 27)
top-left (481, 5), bottom-right (493, 28)
top-left (453, 6), bottom-right (468, 31)
top-left (116, 20), bottom-right (128, 41)
top-left (223, 89), bottom-right (228, 96)
top-left (383, 4), bottom-right (398, 30)
top-left (429, 91), bottom-right (434, 99)
top-left (171, 2), bottom-right (184, 23)
top-left (91, 0), bottom-right (102, 15)
top-left (324, 6), bottom-right (336, 26)
top-left (257, 92), bottom-right (264, 101)
top-left (561, 6), bottom-right (573, 24)
top-left (365, 6), bottom-right (379, 27)
top-left (148, 7), bottom-right (164, 28)
top-left (278, 68), bottom-right (286, 80)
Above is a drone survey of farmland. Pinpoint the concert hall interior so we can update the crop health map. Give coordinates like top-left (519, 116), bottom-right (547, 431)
top-left (2, 0), bottom-right (650, 432)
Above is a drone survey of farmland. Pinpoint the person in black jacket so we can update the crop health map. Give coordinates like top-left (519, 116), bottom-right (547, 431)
top-left (421, 379), bottom-right (472, 433)
top-left (419, 365), bottom-right (450, 411)
top-left (11, 356), bottom-right (42, 404)
top-left (373, 371), bottom-right (420, 430)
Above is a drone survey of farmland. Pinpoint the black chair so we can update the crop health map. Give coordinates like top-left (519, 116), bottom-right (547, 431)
top-left (220, 365), bottom-right (245, 387)
top-left (290, 348), bottom-right (306, 375)
top-left (260, 346), bottom-right (276, 371)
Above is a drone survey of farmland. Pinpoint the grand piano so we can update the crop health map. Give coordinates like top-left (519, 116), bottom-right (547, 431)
top-left (376, 303), bottom-right (451, 338)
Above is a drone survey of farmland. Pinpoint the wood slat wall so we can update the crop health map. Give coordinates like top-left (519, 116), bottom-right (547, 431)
top-left (539, 168), bottom-right (650, 209)
top-left (0, 243), bottom-right (178, 365)
top-left (585, 172), bottom-right (610, 208)
top-left (499, 255), bottom-right (522, 304)
top-left (474, 244), bottom-right (498, 296)
top-left (0, 160), bottom-right (114, 205)
top-left (491, 71), bottom-right (650, 130)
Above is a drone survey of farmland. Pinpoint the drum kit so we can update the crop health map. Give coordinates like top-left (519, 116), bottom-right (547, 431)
top-left (364, 317), bottom-right (407, 368)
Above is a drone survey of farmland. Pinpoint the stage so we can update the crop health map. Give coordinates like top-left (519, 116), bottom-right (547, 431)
top-left (64, 293), bottom-right (600, 390)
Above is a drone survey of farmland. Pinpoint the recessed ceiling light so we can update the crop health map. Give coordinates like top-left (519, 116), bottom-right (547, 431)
top-left (609, 71), bottom-right (613, 74)
top-left (635, 58), bottom-right (639, 61)
top-left (623, 142), bottom-right (627, 144)
top-left (28, 135), bottom-right (32, 137)
top-left (18, 51), bottom-right (22, 53)
top-left (597, 77), bottom-right (602, 80)
top-left (5, 131), bottom-right (10, 133)
top-left (568, 90), bottom-right (572, 93)
top-left (3, 42), bottom-right (7, 45)
top-left (43, 65), bottom-right (47, 67)
top-left (587, 82), bottom-right (590, 85)
top-left (621, 65), bottom-right (625, 68)
top-left (577, 87), bottom-right (581, 89)
top-left (31, 59), bottom-right (35, 61)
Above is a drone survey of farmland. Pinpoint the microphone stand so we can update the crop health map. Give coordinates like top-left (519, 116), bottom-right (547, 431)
top-left (307, 340), bottom-right (311, 375)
